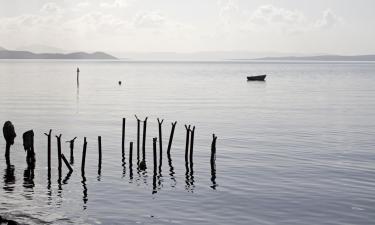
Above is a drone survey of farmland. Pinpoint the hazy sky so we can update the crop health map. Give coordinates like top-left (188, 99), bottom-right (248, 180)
top-left (0, 0), bottom-right (374, 54)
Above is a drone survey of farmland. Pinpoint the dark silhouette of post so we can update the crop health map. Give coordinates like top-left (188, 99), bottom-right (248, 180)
top-left (210, 134), bottom-right (218, 189)
top-left (167, 121), bottom-right (177, 154)
top-left (189, 126), bottom-right (195, 167)
top-left (66, 137), bottom-right (77, 165)
top-left (152, 137), bottom-right (157, 194)
top-left (56, 134), bottom-right (62, 180)
top-left (3, 121), bottom-right (16, 159)
top-left (44, 130), bottom-right (52, 178)
top-left (184, 125), bottom-right (191, 164)
top-left (77, 67), bottom-right (80, 86)
top-left (22, 130), bottom-right (35, 166)
top-left (81, 137), bottom-right (87, 175)
top-left (61, 154), bottom-right (73, 173)
top-left (142, 117), bottom-right (148, 162)
top-left (122, 118), bottom-right (125, 158)
top-left (98, 136), bottom-right (102, 175)
top-left (157, 118), bottom-right (164, 160)
top-left (135, 115), bottom-right (141, 164)
top-left (129, 142), bottom-right (133, 166)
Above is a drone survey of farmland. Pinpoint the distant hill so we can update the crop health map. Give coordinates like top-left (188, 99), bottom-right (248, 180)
top-left (254, 55), bottom-right (375, 61)
top-left (0, 48), bottom-right (117, 60)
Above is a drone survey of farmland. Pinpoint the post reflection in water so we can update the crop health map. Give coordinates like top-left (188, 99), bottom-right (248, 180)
top-left (3, 154), bottom-right (15, 192)
top-left (23, 163), bottom-right (35, 199)
top-left (152, 137), bottom-right (157, 194)
top-left (122, 150), bottom-right (126, 178)
top-left (167, 151), bottom-right (176, 187)
top-left (63, 171), bottom-right (73, 185)
top-left (81, 174), bottom-right (88, 210)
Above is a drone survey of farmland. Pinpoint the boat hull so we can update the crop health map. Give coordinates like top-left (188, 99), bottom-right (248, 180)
top-left (247, 75), bottom-right (266, 81)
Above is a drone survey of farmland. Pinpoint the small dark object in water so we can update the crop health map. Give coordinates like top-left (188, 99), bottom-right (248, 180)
top-left (247, 74), bottom-right (266, 81)
top-left (3, 121), bottom-right (16, 145)
top-left (0, 216), bottom-right (19, 225)
top-left (119, 81), bottom-right (122, 85)
top-left (139, 160), bottom-right (147, 170)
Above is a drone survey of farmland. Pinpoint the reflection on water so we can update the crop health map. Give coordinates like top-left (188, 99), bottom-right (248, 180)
top-left (167, 152), bottom-right (176, 187)
top-left (81, 174), bottom-right (88, 210)
top-left (23, 164), bottom-right (35, 200)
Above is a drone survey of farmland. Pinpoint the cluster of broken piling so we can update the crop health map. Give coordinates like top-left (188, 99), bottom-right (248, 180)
top-left (2, 116), bottom-right (218, 195)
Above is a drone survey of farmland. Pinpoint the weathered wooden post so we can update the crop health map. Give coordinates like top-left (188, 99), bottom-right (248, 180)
top-left (142, 117), bottom-right (148, 162)
top-left (157, 118), bottom-right (164, 160)
top-left (189, 126), bottom-right (195, 167)
top-left (81, 137), bottom-right (87, 175)
top-left (135, 115), bottom-right (140, 163)
top-left (152, 137), bottom-right (157, 194)
top-left (210, 134), bottom-right (217, 189)
top-left (129, 142), bottom-right (133, 166)
top-left (66, 137), bottom-right (77, 164)
top-left (23, 130), bottom-right (35, 166)
top-left (98, 136), bottom-right (102, 175)
top-left (56, 134), bottom-right (62, 179)
top-left (184, 125), bottom-right (191, 164)
top-left (122, 118), bottom-right (126, 158)
top-left (61, 154), bottom-right (73, 173)
top-left (77, 67), bottom-right (80, 86)
top-left (44, 130), bottom-right (52, 177)
top-left (167, 121), bottom-right (177, 154)
top-left (129, 141), bottom-right (134, 179)
top-left (3, 121), bottom-right (16, 159)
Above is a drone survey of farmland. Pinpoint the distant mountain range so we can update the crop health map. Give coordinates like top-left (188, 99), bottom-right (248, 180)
top-left (0, 46), bottom-right (117, 60)
top-left (254, 55), bottom-right (375, 61)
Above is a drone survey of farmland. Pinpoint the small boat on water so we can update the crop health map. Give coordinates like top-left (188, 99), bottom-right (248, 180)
top-left (247, 75), bottom-right (266, 81)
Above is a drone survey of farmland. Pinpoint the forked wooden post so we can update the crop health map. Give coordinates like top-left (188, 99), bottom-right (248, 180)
top-left (81, 137), bottom-right (87, 175)
top-left (167, 121), bottom-right (177, 154)
top-left (157, 118), bottom-right (164, 167)
top-left (184, 125), bottom-right (191, 164)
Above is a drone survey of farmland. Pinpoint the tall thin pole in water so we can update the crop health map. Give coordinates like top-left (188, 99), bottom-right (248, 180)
top-left (135, 115), bottom-right (141, 164)
top-left (44, 129), bottom-right (52, 178)
top-left (142, 117), bottom-right (148, 162)
top-left (77, 67), bottom-right (80, 86)
top-left (167, 121), bottom-right (177, 154)
top-left (122, 118), bottom-right (126, 158)
top-left (81, 137), bottom-right (87, 175)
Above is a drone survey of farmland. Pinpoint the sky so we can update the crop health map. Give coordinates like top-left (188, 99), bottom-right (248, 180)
top-left (0, 0), bottom-right (374, 55)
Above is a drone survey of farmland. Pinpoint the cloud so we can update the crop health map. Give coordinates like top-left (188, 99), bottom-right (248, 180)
top-left (40, 2), bottom-right (64, 14)
top-left (250, 5), bottom-right (305, 25)
top-left (133, 11), bottom-right (166, 29)
top-left (315, 9), bottom-right (342, 29)
top-left (100, 0), bottom-right (129, 8)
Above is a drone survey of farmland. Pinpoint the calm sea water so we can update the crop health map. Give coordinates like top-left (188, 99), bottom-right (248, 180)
top-left (0, 60), bottom-right (374, 225)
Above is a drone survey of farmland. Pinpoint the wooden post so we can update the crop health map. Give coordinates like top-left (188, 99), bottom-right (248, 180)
top-left (152, 137), bottom-right (157, 194)
top-left (66, 137), bottom-right (77, 165)
top-left (61, 153), bottom-right (73, 173)
top-left (210, 134), bottom-right (217, 189)
top-left (56, 134), bottom-right (62, 179)
top-left (189, 126), bottom-right (195, 166)
top-left (122, 118), bottom-right (125, 158)
top-left (167, 121), bottom-right (177, 154)
top-left (142, 117), bottom-right (148, 162)
top-left (81, 137), bottom-right (87, 175)
top-left (153, 137), bottom-right (157, 172)
top-left (184, 125), bottom-right (191, 164)
top-left (98, 136), bottom-right (102, 175)
top-left (129, 142), bottom-right (133, 166)
top-left (77, 67), bottom-right (80, 86)
top-left (157, 118), bottom-right (164, 159)
top-left (135, 115), bottom-right (140, 163)
top-left (44, 129), bottom-right (52, 177)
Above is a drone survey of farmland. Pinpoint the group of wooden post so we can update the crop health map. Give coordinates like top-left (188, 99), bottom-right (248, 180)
top-left (2, 117), bottom-right (217, 185)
